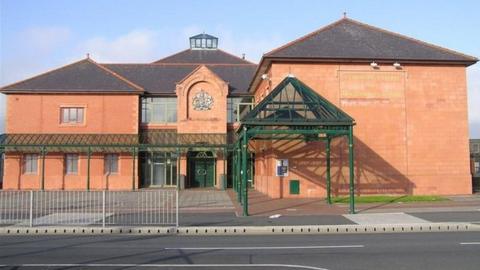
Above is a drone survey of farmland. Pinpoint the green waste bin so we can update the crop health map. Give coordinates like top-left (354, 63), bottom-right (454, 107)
top-left (289, 180), bottom-right (300, 195)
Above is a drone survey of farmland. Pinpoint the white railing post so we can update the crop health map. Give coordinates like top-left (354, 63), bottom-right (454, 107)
top-left (29, 190), bottom-right (34, 227)
top-left (1, 189), bottom-right (180, 227)
top-left (176, 189), bottom-right (179, 227)
top-left (102, 190), bottom-right (106, 228)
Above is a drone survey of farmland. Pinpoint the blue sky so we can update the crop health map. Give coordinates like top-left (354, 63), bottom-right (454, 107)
top-left (1, 0), bottom-right (479, 136)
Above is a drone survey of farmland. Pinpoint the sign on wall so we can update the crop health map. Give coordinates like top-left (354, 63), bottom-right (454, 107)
top-left (339, 71), bottom-right (405, 102)
top-left (192, 90), bottom-right (214, 111)
top-left (276, 159), bottom-right (289, 177)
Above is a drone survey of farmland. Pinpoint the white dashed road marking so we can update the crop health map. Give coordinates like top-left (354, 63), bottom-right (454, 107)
top-left (164, 245), bottom-right (364, 250)
top-left (0, 264), bottom-right (330, 270)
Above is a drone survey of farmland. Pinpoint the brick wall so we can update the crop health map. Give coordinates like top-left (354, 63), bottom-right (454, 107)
top-left (3, 94), bottom-right (139, 190)
top-left (252, 63), bottom-right (471, 197)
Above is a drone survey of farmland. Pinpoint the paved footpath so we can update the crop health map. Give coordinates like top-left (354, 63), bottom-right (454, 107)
top-left (177, 191), bottom-right (480, 227)
top-left (177, 209), bottom-right (480, 227)
top-left (2, 190), bottom-right (479, 232)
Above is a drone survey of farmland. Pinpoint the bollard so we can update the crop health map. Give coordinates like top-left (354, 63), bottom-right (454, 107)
top-left (176, 189), bottom-right (179, 228)
top-left (29, 190), bottom-right (34, 227)
top-left (102, 190), bottom-right (106, 228)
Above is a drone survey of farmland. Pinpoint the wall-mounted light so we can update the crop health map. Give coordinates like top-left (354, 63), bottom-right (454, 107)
top-left (393, 62), bottom-right (402, 69)
top-left (261, 74), bottom-right (269, 80)
top-left (370, 61), bottom-right (378, 68)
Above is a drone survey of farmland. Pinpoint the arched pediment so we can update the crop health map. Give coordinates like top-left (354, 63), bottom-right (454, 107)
top-left (176, 65), bottom-right (228, 97)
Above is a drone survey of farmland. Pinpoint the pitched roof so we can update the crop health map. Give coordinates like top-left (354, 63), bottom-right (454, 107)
top-left (105, 63), bottom-right (256, 95)
top-left (153, 49), bottom-right (254, 64)
top-left (266, 18), bottom-right (478, 63)
top-left (1, 58), bottom-right (144, 93)
top-left (242, 76), bottom-right (353, 126)
top-left (190, 33), bottom-right (218, 40)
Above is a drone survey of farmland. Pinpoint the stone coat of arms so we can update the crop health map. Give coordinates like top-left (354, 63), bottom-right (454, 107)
top-left (192, 90), bottom-right (214, 111)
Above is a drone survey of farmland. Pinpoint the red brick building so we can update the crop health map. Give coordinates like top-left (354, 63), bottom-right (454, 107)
top-left (0, 18), bottom-right (477, 204)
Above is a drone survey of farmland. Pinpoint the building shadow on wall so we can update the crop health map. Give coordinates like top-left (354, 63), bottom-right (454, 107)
top-left (263, 136), bottom-right (414, 197)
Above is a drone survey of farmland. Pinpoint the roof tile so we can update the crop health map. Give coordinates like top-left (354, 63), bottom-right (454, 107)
top-left (266, 18), bottom-right (478, 63)
top-left (153, 49), bottom-right (254, 64)
top-left (1, 59), bottom-right (143, 93)
top-left (105, 64), bottom-right (257, 95)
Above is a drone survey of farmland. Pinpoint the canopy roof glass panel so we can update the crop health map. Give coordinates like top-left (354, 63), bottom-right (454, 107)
top-left (241, 76), bottom-right (354, 126)
top-left (0, 131), bottom-right (236, 153)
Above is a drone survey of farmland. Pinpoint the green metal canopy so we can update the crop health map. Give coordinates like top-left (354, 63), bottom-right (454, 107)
top-left (242, 76), bottom-right (354, 126)
top-left (0, 131), bottom-right (234, 191)
top-left (233, 75), bottom-right (356, 216)
top-left (0, 131), bottom-right (236, 151)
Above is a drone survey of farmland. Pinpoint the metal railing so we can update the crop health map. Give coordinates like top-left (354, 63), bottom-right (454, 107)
top-left (0, 190), bottom-right (178, 227)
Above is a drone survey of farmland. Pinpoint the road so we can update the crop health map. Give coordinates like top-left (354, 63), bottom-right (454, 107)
top-left (0, 232), bottom-right (479, 269)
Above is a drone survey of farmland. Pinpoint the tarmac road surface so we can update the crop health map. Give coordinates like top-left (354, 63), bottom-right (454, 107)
top-left (0, 232), bottom-right (479, 269)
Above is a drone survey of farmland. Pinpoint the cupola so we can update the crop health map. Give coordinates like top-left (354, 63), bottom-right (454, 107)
top-left (189, 33), bottom-right (218, 50)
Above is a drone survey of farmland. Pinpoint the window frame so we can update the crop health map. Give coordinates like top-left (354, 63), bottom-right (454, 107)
top-left (23, 154), bottom-right (38, 174)
top-left (60, 107), bottom-right (85, 125)
top-left (227, 96), bottom-right (254, 123)
top-left (104, 154), bottom-right (119, 175)
top-left (141, 97), bottom-right (177, 124)
top-left (65, 153), bottom-right (79, 175)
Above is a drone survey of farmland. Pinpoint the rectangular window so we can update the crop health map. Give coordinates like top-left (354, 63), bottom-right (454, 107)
top-left (104, 154), bottom-right (119, 174)
top-left (227, 97), bottom-right (254, 123)
top-left (141, 98), bottom-right (150, 123)
top-left (141, 97), bottom-right (177, 124)
top-left (474, 144), bottom-right (480, 153)
top-left (206, 39), bottom-right (212, 48)
top-left (65, 154), bottom-right (79, 174)
top-left (23, 154), bottom-right (38, 174)
top-left (61, 107), bottom-right (84, 124)
top-left (475, 161), bottom-right (480, 175)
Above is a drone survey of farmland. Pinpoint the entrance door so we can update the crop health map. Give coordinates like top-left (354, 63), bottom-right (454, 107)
top-left (152, 162), bottom-right (166, 186)
top-left (188, 152), bottom-right (215, 188)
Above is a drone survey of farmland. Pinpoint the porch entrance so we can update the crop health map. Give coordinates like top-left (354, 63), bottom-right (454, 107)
top-left (232, 76), bottom-right (356, 216)
top-left (188, 151), bottom-right (215, 188)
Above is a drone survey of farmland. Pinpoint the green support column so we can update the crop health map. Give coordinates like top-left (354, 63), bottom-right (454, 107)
top-left (86, 146), bottom-right (91, 191)
top-left (132, 147), bottom-right (136, 191)
top-left (41, 146), bottom-right (46, 191)
top-left (348, 126), bottom-right (355, 214)
top-left (233, 149), bottom-right (237, 192)
top-left (241, 127), bottom-right (249, 216)
top-left (223, 147), bottom-right (227, 190)
top-left (236, 146), bottom-right (242, 203)
top-left (326, 137), bottom-right (332, 205)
